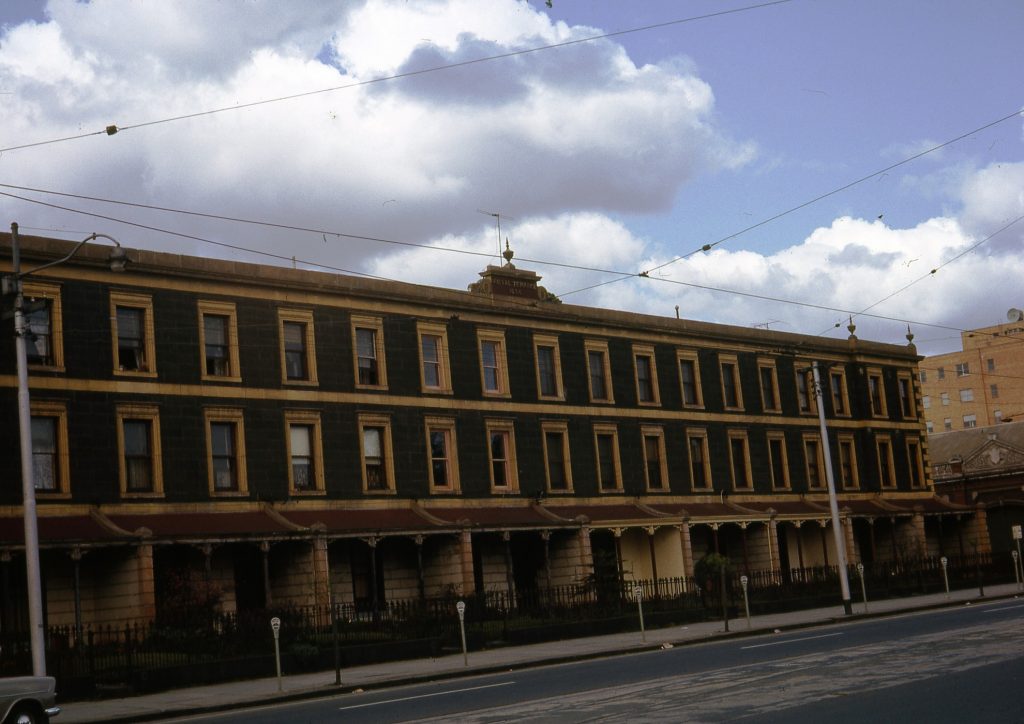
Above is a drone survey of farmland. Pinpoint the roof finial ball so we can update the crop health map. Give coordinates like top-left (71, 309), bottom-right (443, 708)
top-left (502, 238), bottom-right (515, 267)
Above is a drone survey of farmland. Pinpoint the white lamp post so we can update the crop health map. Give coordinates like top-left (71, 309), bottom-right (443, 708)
top-left (5, 222), bottom-right (127, 675)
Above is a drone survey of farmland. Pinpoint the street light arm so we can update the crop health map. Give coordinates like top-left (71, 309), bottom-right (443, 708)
top-left (16, 232), bottom-right (126, 280)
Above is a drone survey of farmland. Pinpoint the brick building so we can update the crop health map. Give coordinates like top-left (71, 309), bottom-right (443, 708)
top-left (919, 312), bottom-right (1024, 433)
top-left (1, 232), bottom-right (980, 633)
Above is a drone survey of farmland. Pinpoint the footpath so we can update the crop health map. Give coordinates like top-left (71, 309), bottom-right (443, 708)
top-left (59, 582), bottom-right (1022, 723)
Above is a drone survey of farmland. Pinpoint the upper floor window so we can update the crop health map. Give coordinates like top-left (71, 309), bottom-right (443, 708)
top-left (937, 367), bottom-right (945, 380)
top-left (117, 404), bottom-right (163, 497)
top-left (767, 432), bottom-right (789, 490)
top-left (478, 330), bottom-right (510, 397)
top-left (641, 426), bottom-right (668, 491)
top-left (940, 392), bottom-right (950, 406)
top-left (959, 388), bottom-right (974, 402)
top-left (955, 362), bottom-right (970, 377)
top-left (829, 370), bottom-right (850, 416)
top-left (677, 351), bottom-right (703, 408)
top-left (926, 420), bottom-right (934, 433)
top-left (906, 438), bottom-right (925, 488)
top-left (719, 355), bottom-right (743, 410)
top-left (417, 321), bottom-right (452, 394)
top-left (795, 363), bottom-right (816, 415)
top-left (838, 434), bottom-right (859, 489)
top-left (962, 414), bottom-right (977, 429)
top-left (943, 417), bottom-right (952, 431)
top-left (205, 408), bottom-right (248, 495)
top-left (23, 281), bottom-right (64, 370)
top-left (986, 358), bottom-right (995, 372)
top-left (758, 359), bottom-right (781, 413)
top-left (426, 417), bottom-right (460, 493)
top-left (593, 424), bottom-right (622, 492)
top-left (990, 384), bottom-right (999, 399)
top-left (286, 410), bottom-right (325, 495)
top-left (359, 414), bottom-right (394, 493)
top-left (922, 395), bottom-right (931, 409)
top-left (486, 420), bottom-right (518, 493)
top-left (919, 370), bottom-right (927, 383)
top-left (803, 434), bottom-right (825, 490)
top-left (542, 422), bottom-right (572, 492)
top-left (584, 341), bottom-right (614, 403)
top-left (198, 300), bottom-right (240, 381)
top-left (867, 368), bottom-right (887, 417)
top-left (30, 401), bottom-right (69, 496)
top-left (633, 345), bottom-right (660, 405)
top-left (687, 430), bottom-right (712, 490)
top-left (110, 291), bottom-right (156, 376)
top-left (897, 373), bottom-right (915, 418)
top-left (279, 309), bottom-right (317, 384)
top-left (876, 436), bottom-right (896, 488)
top-left (352, 315), bottom-right (387, 389)
top-left (728, 431), bottom-right (752, 490)
top-left (534, 334), bottom-right (563, 400)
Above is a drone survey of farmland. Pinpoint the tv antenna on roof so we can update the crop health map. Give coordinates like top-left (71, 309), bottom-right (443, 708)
top-left (477, 209), bottom-right (516, 262)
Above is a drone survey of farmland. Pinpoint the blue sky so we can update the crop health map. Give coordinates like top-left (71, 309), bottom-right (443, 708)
top-left (0, 0), bottom-right (1021, 352)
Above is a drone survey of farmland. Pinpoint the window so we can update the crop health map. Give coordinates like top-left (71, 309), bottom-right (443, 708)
top-left (906, 438), bottom-right (925, 488)
top-left (922, 395), bottom-right (931, 409)
top-left (285, 410), bottom-right (324, 494)
top-left (641, 426), bottom-right (669, 491)
top-left (30, 401), bottom-right (69, 495)
top-left (876, 436), bottom-right (896, 488)
top-left (117, 404), bottom-right (163, 496)
top-left (955, 362), bottom-right (970, 377)
top-left (687, 430), bottom-right (712, 490)
top-left (22, 281), bottom-right (63, 370)
top-left (758, 359), bottom-right (781, 412)
top-left (359, 414), bottom-right (394, 492)
top-left (352, 315), bottom-right (387, 389)
top-left (110, 291), bottom-right (156, 375)
top-left (205, 408), bottom-right (247, 495)
top-left (795, 363), bottom-right (816, 415)
top-left (279, 309), bottom-right (317, 384)
top-left (926, 421), bottom-right (934, 433)
top-left (677, 351), bottom-right (703, 408)
top-left (767, 432), bottom-right (790, 490)
top-left (593, 424), bottom-right (622, 492)
top-left (838, 434), bottom-right (858, 489)
top-left (584, 341), bottom-right (614, 403)
top-left (986, 358), bottom-right (995, 372)
top-left (962, 414), bottom-right (977, 429)
top-left (478, 330), bottom-right (510, 397)
top-left (533, 334), bottom-right (563, 400)
top-left (728, 431), bottom-right (753, 490)
top-left (867, 368), bottom-right (887, 417)
top-left (990, 384), bottom-right (999, 399)
top-left (426, 417), bottom-right (459, 493)
top-left (897, 373), bottom-right (915, 418)
top-left (995, 410), bottom-right (1003, 423)
top-left (943, 418), bottom-right (952, 431)
top-left (417, 321), bottom-right (452, 393)
top-left (803, 434), bottom-right (825, 490)
top-left (959, 388), bottom-right (974, 402)
top-left (198, 301), bottom-right (240, 381)
top-left (541, 422), bottom-right (572, 492)
top-left (940, 392), bottom-right (950, 406)
top-left (937, 367), bottom-right (945, 380)
top-left (633, 346), bottom-right (660, 405)
top-left (486, 420), bottom-right (518, 492)
top-left (719, 355), bottom-right (744, 410)
top-left (829, 369), bottom-right (850, 416)
top-left (919, 370), bottom-right (927, 383)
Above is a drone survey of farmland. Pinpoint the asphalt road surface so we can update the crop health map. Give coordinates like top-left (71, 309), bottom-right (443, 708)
top-left (172, 598), bottom-right (1024, 723)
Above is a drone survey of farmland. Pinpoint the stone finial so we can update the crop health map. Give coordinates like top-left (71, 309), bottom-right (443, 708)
top-left (847, 316), bottom-right (857, 338)
top-left (906, 325), bottom-right (914, 344)
top-left (502, 239), bottom-right (515, 267)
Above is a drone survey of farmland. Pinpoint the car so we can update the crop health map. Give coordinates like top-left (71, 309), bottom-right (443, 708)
top-left (0, 677), bottom-right (60, 724)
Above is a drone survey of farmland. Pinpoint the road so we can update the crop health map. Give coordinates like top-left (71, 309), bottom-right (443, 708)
top-left (170, 598), bottom-right (1024, 723)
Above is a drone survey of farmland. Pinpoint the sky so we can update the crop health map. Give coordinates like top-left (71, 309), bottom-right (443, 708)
top-left (0, 0), bottom-right (1021, 354)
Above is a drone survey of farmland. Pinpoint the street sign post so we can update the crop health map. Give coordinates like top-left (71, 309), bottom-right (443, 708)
top-left (740, 575), bottom-right (751, 629)
top-left (940, 556), bottom-right (950, 599)
top-left (1013, 526), bottom-right (1023, 591)
top-left (856, 563), bottom-right (868, 613)
top-left (456, 601), bottom-right (468, 667)
top-left (270, 617), bottom-right (282, 691)
top-left (633, 585), bottom-right (646, 642)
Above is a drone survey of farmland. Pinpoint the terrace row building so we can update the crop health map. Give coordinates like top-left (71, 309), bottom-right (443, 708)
top-left (0, 232), bottom-right (985, 632)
